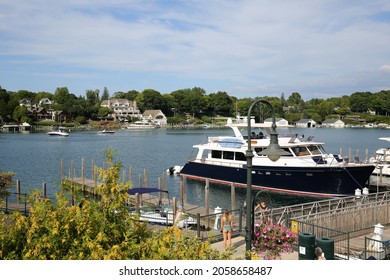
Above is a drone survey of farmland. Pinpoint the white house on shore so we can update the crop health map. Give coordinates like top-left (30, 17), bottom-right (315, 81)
top-left (264, 117), bottom-right (289, 127)
top-left (321, 119), bottom-right (345, 128)
top-left (100, 98), bottom-right (141, 121)
top-left (295, 119), bottom-right (317, 128)
top-left (142, 110), bottom-right (167, 126)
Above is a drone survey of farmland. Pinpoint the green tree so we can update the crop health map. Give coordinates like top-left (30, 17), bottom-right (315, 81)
top-left (138, 89), bottom-right (165, 111)
top-left (53, 87), bottom-right (71, 105)
top-left (235, 98), bottom-right (254, 117)
top-left (280, 92), bottom-right (287, 107)
top-left (112, 91), bottom-right (127, 99)
top-left (170, 87), bottom-right (207, 117)
top-left (0, 149), bottom-right (231, 260)
top-left (162, 94), bottom-right (175, 117)
top-left (350, 92), bottom-right (372, 113)
top-left (208, 91), bottom-right (234, 116)
top-left (12, 105), bottom-right (28, 122)
top-left (85, 90), bottom-right (100, 108)
top-left (287, 92), bottom-right (305, 112)
top-left (101, 87), bottom-right (110, 101)
top-left (126, 90), bottom-right (139, 101)
top-left (170, 89), bottom-right (189, 115)
top-left (0, 87), bottom-right (12, 121)
top-left (85, 89), bottom-right (101, 119)
top-left (284, 112), bottom-right (301, 124)
top-left (98, 107), bottom-right (112, 118)
top-left (371, 90), bottom-right (390, 116)
top-left (0, 172), bottom-right (15, 202)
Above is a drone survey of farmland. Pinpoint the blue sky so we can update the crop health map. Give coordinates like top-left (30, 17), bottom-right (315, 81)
top-left (1, 0), bottom-right (390, 100)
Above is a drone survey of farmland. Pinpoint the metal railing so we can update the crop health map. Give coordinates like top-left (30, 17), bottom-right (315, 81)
top-left (133, 208), bottom-right (243, 241)
top-left (266, 190), bottom-right (390, 229)
top-left (0, 192), bottom-right (29, 216)
top-left (363, 237), bottom-right (390, 260)
top-left (191, 208), bottom-right (243, 241)
top-left (292, 219), bottom-right (350, 260)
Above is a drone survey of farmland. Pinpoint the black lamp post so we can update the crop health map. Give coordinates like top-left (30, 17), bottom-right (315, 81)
top-left (245, 99), bottom-right (289, 257)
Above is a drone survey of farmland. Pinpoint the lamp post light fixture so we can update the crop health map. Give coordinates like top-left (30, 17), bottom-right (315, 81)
top-left (245, 99), bottom-right (289, 257)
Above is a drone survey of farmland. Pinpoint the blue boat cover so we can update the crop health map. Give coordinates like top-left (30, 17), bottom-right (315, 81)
top-left (217, 137), bottom-right (244, 148)
top-left (127, 187), bottom-right (168, 195)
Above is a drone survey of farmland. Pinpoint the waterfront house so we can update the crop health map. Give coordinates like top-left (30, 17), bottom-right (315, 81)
top-left (35, 108), bottom-right (52, 121)
top-left (19, 98), bottom-right (32, 107)
top-left (264, 117), bottom-right (289, 126)
top-left (295, 119), bottom-right (317, 128)
top-left (142, 110), bottom-right (167, 126)
top-left (38, 98), bottom-right (53, 107)
top-left (101, 98), bottom-right (141, 121)
top-left (321, 119), bottom-right (345, 128)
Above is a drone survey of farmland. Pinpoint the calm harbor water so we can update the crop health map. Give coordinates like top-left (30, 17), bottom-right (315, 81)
top-left (1, 126), bottom-right (389, 210)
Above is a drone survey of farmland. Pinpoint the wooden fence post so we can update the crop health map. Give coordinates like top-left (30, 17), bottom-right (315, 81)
top-left (81, 158), bottom-right (85, 191)
top-left (231, 182), bottom-right (236, 211)
top-left (42, 182), bottom-right (46, 198)
top-left (71, 160), bottom-right (75, 181)
top-left (16, 180), bottom-right (21, 204)
top-left (61, 159), bottom-right (64, 187)
top-left (205, 178), bottom-right (210, 228)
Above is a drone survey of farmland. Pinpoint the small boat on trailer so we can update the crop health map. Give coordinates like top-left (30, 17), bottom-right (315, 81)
top-left (126, 188), bottom-right (196, 228)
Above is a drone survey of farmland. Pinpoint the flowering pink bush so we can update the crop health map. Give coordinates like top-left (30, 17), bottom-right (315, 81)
top-left (252, 222), bottom-right (297, 260)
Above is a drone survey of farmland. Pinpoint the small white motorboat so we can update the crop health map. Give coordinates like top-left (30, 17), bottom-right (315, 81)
top-left (47, 127), bottom-right (69, 136)
top-left (98, 128), bottom-right (115, 134)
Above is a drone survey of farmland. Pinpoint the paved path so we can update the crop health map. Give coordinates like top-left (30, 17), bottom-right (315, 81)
top-left (211, 235), bottom-right (298, 260)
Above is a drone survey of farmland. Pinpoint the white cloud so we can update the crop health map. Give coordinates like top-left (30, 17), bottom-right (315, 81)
top-left (380, 65), bottom-right (390, 72)
top-left (1, 0), bottom-right (390, 99)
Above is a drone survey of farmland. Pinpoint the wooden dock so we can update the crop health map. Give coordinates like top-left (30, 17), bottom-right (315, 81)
top-left (67, 176), bottom-right (219, 218)
top-left (337, 226), bottom-right (390, 259)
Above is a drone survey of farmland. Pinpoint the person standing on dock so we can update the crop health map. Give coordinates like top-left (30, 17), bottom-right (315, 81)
top-left (221, 210), bottom-right (233, 251)
top-left (254, 199), bottom-right (271, 224)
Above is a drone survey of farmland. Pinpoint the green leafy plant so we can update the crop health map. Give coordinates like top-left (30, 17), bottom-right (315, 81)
top-left (252, 222), bottom-right (297, 260)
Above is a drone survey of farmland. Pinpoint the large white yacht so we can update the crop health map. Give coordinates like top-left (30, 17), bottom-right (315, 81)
top-left (179, 116), bottom-right (375, 197)
top-left (369, 137), bottom-right (390, 190)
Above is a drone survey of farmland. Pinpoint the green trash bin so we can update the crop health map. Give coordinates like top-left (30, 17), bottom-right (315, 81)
top-left (316, 237), bottom-right (334, 260)
top-left (298, 232), bottom-right (315, 260)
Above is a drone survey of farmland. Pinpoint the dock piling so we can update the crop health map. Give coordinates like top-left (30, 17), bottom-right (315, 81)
top-left (42, 183), bottom-right (46, 197)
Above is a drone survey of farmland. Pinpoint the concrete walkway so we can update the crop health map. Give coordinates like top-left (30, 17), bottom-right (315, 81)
top-left (211, 235), bottom-right (299, 260)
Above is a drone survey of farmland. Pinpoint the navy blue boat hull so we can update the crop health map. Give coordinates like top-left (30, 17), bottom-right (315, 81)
top-left (180, 162), bottom-right (375, 197)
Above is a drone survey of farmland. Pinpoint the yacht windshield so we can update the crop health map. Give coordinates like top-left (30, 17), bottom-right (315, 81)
top-left (291, 146), bottom-right (310, 156)
top-left (308, 145), bottom-right (322, 155)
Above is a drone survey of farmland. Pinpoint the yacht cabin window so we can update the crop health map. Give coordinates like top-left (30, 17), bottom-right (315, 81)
top-left (211, 150), bottom-right (247, 161)
top-left (223, 151), bottom-right (234, 160)
top-left (235, 152), bottom-right (247, 161)
top-left (211, 150), bottom-right (222, 159)
top-left (254, 147), bottom-right (266, 156)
